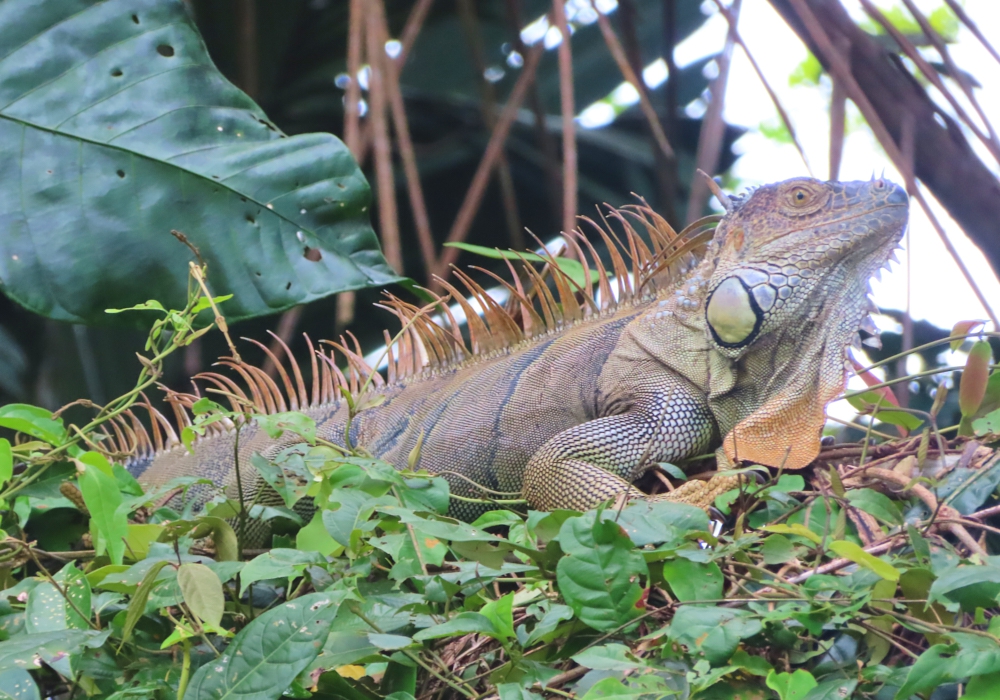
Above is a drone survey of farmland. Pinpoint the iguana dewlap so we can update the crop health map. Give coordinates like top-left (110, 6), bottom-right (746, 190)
top-left (126, 177), bottom-right (908, 521)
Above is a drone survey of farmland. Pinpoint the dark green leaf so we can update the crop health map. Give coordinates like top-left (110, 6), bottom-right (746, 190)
top-left (667, 606), bottom-right (762, 666)
top-left (846, 488), bottom-right (902, 525)
top-left (185, 592), bottom-right (341, 699)
top-left (555, 514), bottom-right (647, 631)
top-left (412, 612), bottom-right (497, 641)
top-left (661, 558), bottom-right (724, 601)
top-left (239, 548), bottom-right (323, 594)
top-left (761, 534), bottom-right (796, 565)
top-left (119, 560), bottom-right (171, 648)
top-left (802, 678), bottom-right (859, 700)
top-left (0, 438), bottom-right (11, 487)
top-left (896, 635), bottom-right (1000, 699)
top-left (0, 0), bottom-right (398, 325)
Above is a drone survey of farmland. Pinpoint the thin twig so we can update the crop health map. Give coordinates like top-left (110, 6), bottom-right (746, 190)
top-left (344, 0), bottom-right (364, 157)
top-left (710, 0), bottom-right (812, 176)
top-left (435, 43), bottom-right (545, 280)
top-left (592, 3), bottom-right (674, 159)
top-left (686, 0), bottom-right (741, 224)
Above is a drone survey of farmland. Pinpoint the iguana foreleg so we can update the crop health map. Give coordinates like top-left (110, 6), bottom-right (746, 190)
top-left (521, 386), bottom-right (739, 511)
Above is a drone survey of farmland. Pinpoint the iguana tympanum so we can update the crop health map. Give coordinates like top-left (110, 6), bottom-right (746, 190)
top-left (124, 176), bottom-right (908, 524)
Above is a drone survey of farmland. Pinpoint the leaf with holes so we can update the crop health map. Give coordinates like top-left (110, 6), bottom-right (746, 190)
top-left (184, 592), bottom-right (341, 699)
top-left (0, 0), bottom-right (399, 326)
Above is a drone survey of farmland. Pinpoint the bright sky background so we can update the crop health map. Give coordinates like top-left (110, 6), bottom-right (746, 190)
top-left (671, 0), bottom-right (1000, 334)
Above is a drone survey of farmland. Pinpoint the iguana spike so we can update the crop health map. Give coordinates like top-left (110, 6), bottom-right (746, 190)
top-left (560, 233), bottom-right (600, 314)
top-left (514, 253), bottom-right (560, 329)
top-left (303, 334), bottom-right (320, 407)
top-left (383, 330), bottom-right (397, 384)
top-left (600, 208), bottom-right (636, 301)
top-left (436, 275), bottom-right (490, 354)
top-left (526, 232), bottom-right (582, 324)
top-left (453, 268), bottom-right (523, 346)
top-left (580, 215), bottom-right (629, 304)
top-left (241, 362), bottom-right (288, 413)
top-left (193, 371), bottom-right (249, 413)
top-left (471, 265), bottom-right (545, 338)
top-left (606, 209), bottom-right (645, 285)
top-left (140, 393), bottom-right (179, 449)
top-left (125, 410), bottom-right (151, 454)
top-left (270, 331), bottom-right (309, 409)
top-left (218, 360), bottom-right (269, 413)
top-left (697, 169), bottom-right (732, 213)
top-left (243, 337), bottom-right (299, 411)
top-left (570, 229), bottom-right (615, 312)
top-left (106, 415), bottom-right (132, 455)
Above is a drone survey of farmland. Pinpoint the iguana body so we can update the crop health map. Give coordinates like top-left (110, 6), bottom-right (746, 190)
top-left (126, 177), bottom-right (908, 520)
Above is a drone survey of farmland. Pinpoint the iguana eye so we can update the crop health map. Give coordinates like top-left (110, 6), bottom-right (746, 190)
top-left (706, 277), bottom-right (762, 348)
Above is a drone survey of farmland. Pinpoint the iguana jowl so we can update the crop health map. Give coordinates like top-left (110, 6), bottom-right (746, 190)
top-left (125, 176), bottom-right (908, 520)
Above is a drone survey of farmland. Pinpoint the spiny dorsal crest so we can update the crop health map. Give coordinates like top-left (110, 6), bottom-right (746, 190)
top-left (104, 204), bottom-right (718, 456)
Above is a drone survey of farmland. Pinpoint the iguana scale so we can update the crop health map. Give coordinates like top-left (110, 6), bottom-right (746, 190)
top-left (122, 176), bottom-right (908, 524)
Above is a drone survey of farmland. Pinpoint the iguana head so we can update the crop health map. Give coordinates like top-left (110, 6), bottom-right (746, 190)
top-left (702, 176), bottom-right (908, 469)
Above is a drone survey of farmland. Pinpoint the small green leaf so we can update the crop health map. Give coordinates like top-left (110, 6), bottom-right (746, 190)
top-left (828, 540), bottom-right (900, 581)
top-left (256, 411), bottom-right (317, 444)
top-left (0, 404), bottom-right (67, 446)
top-left (572, 643), bottom-right (647, 671)
top-left (26, 563), bottom-right (91, 633)
top-left (239, 549), bottom-right (323, 594)
top-left (761, 534), bottom-right (795, 565)
top-left (184, 592), bottom-right (342, 699)
top-left (0, 438), bottom-right (11, 487)
top-left (766, 669), bottom-right (817, 700)
top-left (973, 408), bottom-right (1000, 436)
top-left (412, 612), bottom-right (497, 641)
top-left (479, 593), bottom-right (516, 641)
top-left (118, 561), bottom-right (171, 649)
top-left (846, 488), bottom-right (902, 525)
top-left (367, 633), bottom-right (413, 650)
top-left (762, 523), bottom-right (822, 545)
top-left (667, 606), bottom-right (762, 666)
top-left (661, 558), bottom-right (724, 601)
top-left (177, 563), bottom-right (225, 628)
top-left (76, 452), bottom-right (128, 565)
top-left (656, 462), bottom-right (687, 481)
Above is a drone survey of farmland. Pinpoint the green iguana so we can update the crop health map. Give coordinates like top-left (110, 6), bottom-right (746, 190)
top-left (123, 176), bottom-right (908, 523)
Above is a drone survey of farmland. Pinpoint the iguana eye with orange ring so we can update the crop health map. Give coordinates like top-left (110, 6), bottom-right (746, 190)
top-left (705, 277), bottom-right (763, 349)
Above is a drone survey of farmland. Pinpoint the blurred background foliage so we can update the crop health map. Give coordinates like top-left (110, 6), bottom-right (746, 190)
top-left (1, 0), bottom-right (997, 441)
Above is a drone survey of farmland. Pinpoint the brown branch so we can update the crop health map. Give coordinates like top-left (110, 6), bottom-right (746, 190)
top-left (434, 43), bottom-right (546, 281)
top-left (593, 4), bottom-right (674, 160)
top-left (552, 0), bottom-right (577, 235)
top-left (710, 0), bottom-right (812, 176)
top-left (397, 0), bottom-right (435, 65)
top-left (861, 0), bottom-right (1000, 163)
top-left (375, 0), bottom-right (436, 279)
top-left (344, 0), bottom-right (365, 157)
top-left (457, 0), bottom-right (523, 251)
top-left (945, 0), bottom-right (1000, 69)
top-left (770, 0), bottom-right (1000, 323)
top-left (686, 0), bottom-right (741, 224)
top-left (365, 2), bottom-right (403, 273)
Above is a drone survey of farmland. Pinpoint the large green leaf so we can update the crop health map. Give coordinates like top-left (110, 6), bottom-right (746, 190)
top-left (555, 513), bottom-right (648, 631)
top-left (0, 0), bottom-right (398, 325)
top-left (184, 591), bottom-right (341, 700)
